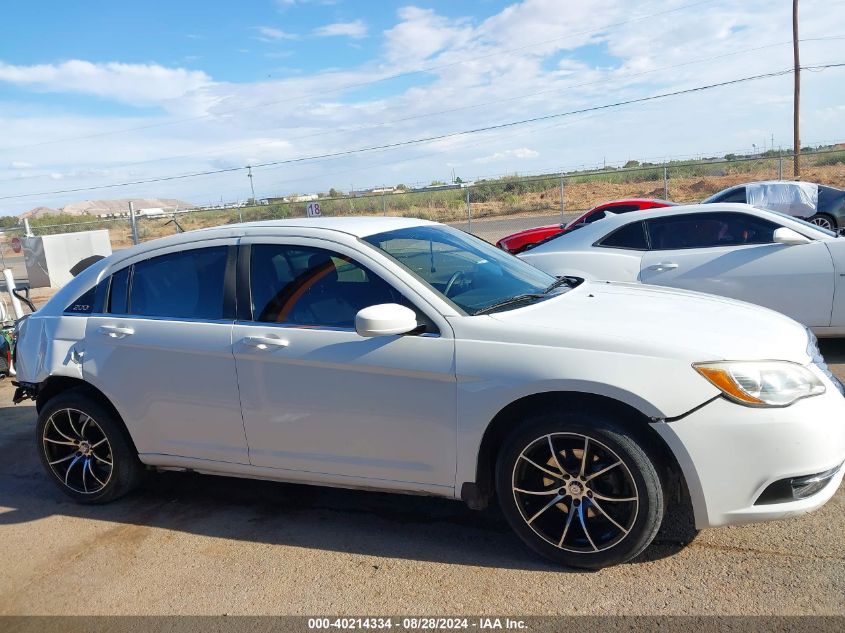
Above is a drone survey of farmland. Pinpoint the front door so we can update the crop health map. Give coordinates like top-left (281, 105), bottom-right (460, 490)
top-left (233, 239), bottom-right (457, 489)
top-left (639, 211), bottom-right (834, 327)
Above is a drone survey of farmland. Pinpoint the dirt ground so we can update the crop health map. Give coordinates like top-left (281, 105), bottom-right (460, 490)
top-left (0, 322), bottom-right (844, 616)
top-left (78, 162), bottom-right (845, 249)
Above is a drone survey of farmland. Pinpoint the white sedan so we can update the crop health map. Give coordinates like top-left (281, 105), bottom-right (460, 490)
top-left (520, 202), bottom-right (845, 336)
top-left (13, 217), bottom-right (845, 569)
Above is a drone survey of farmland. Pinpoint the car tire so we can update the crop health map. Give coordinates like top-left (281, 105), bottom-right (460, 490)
top-left (808, 213), bottom-right (837, 231)
top-left (36, 388), bottom-right (144, 504)
top-left (495, 411), bottom-right (664, 569)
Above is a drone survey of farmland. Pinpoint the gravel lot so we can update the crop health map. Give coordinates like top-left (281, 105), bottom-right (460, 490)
top-left (0, 343), bottom-right (844, 616)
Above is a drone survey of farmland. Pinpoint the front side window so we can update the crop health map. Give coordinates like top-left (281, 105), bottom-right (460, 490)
top-left (363, 225), bottom-right (559, 315)
top-left (646, 212), bottom-right (778, 250)
top-left (250, 244), bottom-right (411, 328)
top-left (128, 246), bottom-right (229, 319)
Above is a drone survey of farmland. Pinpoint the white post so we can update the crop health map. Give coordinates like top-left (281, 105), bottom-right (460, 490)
top-left (559, 174), bottom-right (565, 221)
top-left (3, 268), bottom-right (24, 320)
top-left (129, 201), bottom-right (139, 245)
top-left (466, 187), bottom-right (472, 232)
top-left (23, 218), bottom-right (33, 237)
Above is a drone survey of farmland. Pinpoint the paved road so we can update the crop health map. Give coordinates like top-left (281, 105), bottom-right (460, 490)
top-left (1, 343), bottom-right (844, 616)
top-left (450, 213), bottom-right (575, 243)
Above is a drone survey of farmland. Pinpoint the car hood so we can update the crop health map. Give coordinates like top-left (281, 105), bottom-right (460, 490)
top-left (487, 281), bottom-right (811, 363)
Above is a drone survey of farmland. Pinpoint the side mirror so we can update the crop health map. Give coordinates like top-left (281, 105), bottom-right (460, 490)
top-left (355, 303), bottom-right (418, 337)
top-left (773, 227), bottom-right (811, 245)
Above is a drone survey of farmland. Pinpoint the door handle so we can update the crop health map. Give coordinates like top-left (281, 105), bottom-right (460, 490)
top-left (98, 325), bottom-right (134, 339)
top-left (648, 262), bottom-right (679, 272)
top-left (242, 336), bottom-right (290, 350)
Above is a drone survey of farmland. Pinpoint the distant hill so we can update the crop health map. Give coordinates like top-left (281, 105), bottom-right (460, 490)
top-left (20, 198), bottom-right (196, 219)
top-left (19, 206), bottom-right (60, 219)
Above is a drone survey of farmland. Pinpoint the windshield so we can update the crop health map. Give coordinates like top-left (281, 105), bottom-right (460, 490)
top-left (363, 225), bottom-right (559, 314)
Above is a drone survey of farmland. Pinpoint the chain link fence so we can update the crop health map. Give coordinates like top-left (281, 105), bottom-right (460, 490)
top-left (3, 149), bottom-right (844, 277)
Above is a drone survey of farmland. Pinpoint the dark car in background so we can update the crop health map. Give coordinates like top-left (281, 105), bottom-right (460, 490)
top-left (703, 181), bottom-right (845, 231)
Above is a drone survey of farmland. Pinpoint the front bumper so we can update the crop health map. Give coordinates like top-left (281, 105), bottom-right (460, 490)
top-left (651, 365), bottom-right (845, 529)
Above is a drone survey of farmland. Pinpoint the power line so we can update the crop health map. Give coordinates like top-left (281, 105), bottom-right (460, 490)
top-left (1, 63), bottom-right (842, 202)
top-left (6, 34), bottom-right (840, 184)
top-left (0, 0), bottom-right (715, 154)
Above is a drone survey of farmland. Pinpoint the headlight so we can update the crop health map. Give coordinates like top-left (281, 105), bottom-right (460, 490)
top-left (693, 361), bottom-right (825, 407)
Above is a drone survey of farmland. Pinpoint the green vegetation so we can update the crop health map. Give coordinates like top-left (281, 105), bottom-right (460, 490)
top-left (6, 145), bottom-right (843, 240)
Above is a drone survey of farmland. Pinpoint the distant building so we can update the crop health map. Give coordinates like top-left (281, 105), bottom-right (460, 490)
top-left (137, 208), bottom-right (166, 217)
top-left (266, 194), bottom-right (319, 204)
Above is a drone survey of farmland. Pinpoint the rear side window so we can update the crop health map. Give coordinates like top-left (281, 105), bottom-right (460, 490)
top-left (596, 221), bottom-right (648, 250)
top-left (646, 212), bottom-right (778, 250)
top-left (108, 267), bottom-right (130, 314)
top-left (64, 285), bottom-right (97, 314)
top-left (64, 277), bottom-right (108, 314)
top-left (128, 247), bottom-right (229, 319)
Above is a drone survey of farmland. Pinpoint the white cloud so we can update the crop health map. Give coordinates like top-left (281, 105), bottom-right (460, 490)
top-left (475, 148), bottom-right (540, 164)
top-left (9, 161), bottom-right (34, 169)
top-left (0, 60), bottom-right (212, 106)
top-left (383, 7), bottom-right (470, 65)
top-left (2, 0), bottom-right (845, 216)
top-left (314, 20), bottom-right (368, 39)
top-left (255, 26), bottom-right (298, 41)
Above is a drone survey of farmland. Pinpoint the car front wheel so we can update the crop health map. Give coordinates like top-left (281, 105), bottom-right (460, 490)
top-left (496, 412), bottom-right (664, 569)
top-left (37, 389), bottom-right (144, 503)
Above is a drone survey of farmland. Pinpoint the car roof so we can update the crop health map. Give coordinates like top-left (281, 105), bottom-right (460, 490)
top-left (522, 202), bottom-right (831, 254)
top-left (199, 216), bottom-right (436, 238)
top-left (594, 198), bottom-right (676, 206)
top-left (101, 216), bottom-right (436, 260)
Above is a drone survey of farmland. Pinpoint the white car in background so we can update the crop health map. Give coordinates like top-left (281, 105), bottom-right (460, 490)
top-left (12, 217), bottom-right (845, 569)
top-left (520, 203), bottom-right (845, 336)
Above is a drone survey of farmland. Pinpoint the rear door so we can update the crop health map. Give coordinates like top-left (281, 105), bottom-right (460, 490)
top-left (82, 240), bottom-right (248, 464)
top-left (639, 211), bottom-right (834, 327)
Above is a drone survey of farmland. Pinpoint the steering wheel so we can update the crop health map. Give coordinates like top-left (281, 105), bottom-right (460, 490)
top-left (444, 271), bottom-right (467, 298)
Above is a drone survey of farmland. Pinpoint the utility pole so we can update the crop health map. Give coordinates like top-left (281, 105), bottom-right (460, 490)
top-left (793, 0), bottom-right (801, 179)
top-left (247, 166), bottom-right (256, 203)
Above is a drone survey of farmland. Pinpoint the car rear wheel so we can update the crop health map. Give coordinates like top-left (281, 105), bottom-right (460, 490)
top-left (37, 389), bottom-right (144, 503)
top-left (496, 412), bottom-right (664, 569)
top-left (808, 213), bottom-right (837, 231)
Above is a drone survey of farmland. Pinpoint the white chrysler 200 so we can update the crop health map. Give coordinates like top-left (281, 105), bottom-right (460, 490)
top-left (12, 218), bottom-right (845, 568)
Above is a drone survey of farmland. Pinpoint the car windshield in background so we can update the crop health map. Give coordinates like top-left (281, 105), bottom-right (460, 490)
top-left (364, 225), bottom-right (561, 315)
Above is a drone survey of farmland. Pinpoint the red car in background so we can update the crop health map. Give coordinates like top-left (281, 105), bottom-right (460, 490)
top-left (495, 198), bottom-right (677, 254)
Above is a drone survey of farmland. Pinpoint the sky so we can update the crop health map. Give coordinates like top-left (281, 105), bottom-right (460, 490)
top-left (1, 0), bottom-right (844, 215)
